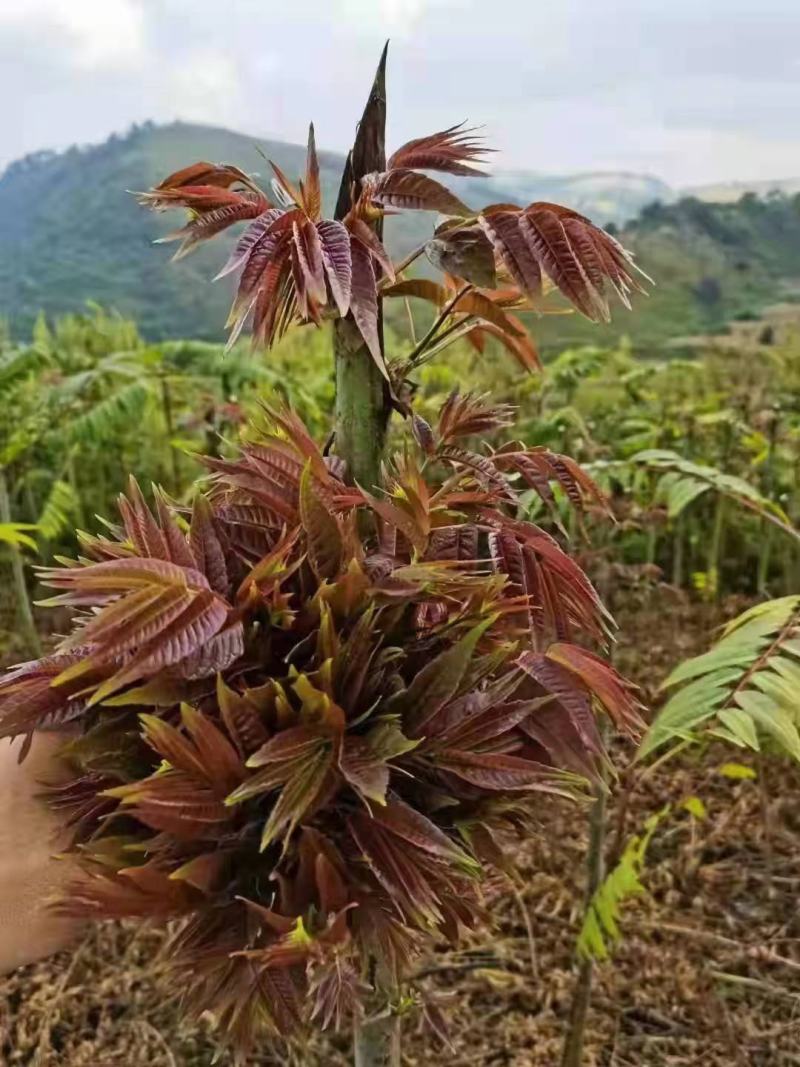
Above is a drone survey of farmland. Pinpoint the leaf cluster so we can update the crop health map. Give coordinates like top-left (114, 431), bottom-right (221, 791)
top-left (0, 399), bottom-right (642, 1052)
top-left (140, 124), bottom-right (648, 387)
top-left (577, 807), bottom-right (667, 961)
top-left (640, 595), bottom-right (800, 761)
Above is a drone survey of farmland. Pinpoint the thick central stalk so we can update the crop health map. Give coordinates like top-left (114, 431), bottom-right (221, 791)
top-left (334, 318), bottom-right (388, 490)
top-left (335, 45), bottom-right (399, 1067)
top-left (333, 43), bottom-right (391, 490)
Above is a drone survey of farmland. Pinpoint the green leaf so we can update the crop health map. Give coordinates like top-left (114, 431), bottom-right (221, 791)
top-left (577, 806), bottom-right (668, 960)
top-left (769, 654), bottom-right (800, 691)
top-left (0, 521), bottom-right (38, 552)
top-left (719, 762), bottom-right (757, 780)
top-left (682, 795), bottom-right (707, 820)
top-left (720, 595), bottom-right (800, 637)
top-left (638, 675), bottom-right (732, 759)
top-left (735, 690), bottom-right (800, 763)
top-left (717, 707), bottom-right (760, 750)
top-left (630, 450), bottom-right (790, 524)
top-left (66, 380), bottom-right (152, 444)
top-left (37, 479), bottom-right (79, 541)
top-left (656, 470), bottom-right (709, 518)
top-left (661, 619), bottom-right (780, 688)
top-left (749, 669), bottom-right (799, 717)
top-left (644, 596), bottom-right (800, 764)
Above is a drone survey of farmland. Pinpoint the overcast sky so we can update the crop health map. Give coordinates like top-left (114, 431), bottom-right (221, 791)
top-left (3, 0), bottom-right (799, 187)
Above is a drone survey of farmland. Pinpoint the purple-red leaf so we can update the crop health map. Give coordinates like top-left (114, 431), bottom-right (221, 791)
top-left (433, 749), bottom-right (561, 792)
top-left (293, 218), bottom-right (327, 306)
top-left (317, 220), bottom-right (352, 317)
top-left (348, 237), bottom-right (386, 376)
top-left (479, 210), bottom-right (542, 297)
top-left (544, 643), bottom-right (644, 735)
top-left (388, 618), bottom-right (494, 736)
top-left (190, 495), bottom-right (229, 597)
top-left (300, 463), bottom-right (343, 580)
top-left (347, 219), bottom-right (395, 281)
top-left (214, 208), bottom-right (286, 281)
top-left (303, 122), bottom-right (322, 221)
top-left (387, 124), bottom-right (490, 176)
top-left (365, 169), bottom-right (470, 217)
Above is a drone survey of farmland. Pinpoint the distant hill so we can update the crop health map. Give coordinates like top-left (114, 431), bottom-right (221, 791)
top-left (0, 122), bottom-right (350, 341)
top-left (531, 193), bottom-right (800, 354)
top-left (471, 170), bottom-right (674, 228)
top-left (1, 121), bottom-right (799, 352)
top-left (0, 121), bottom-right (675, 341)
top-left (687, 177), bottom-right (800, 203)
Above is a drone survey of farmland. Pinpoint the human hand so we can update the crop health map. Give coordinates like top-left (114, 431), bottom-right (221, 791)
top-left (0, 733), bottom-right (83, 973)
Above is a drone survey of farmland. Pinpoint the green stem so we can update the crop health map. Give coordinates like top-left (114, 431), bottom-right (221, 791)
top-left (160, 373), bottom-right (180, 493)
top-left (403, 298), bottom-right (417, 345)
top-left (645, 522), bottom-right (657, 567)
top-left (407, 315), bottom-right (479, 368)
top-left (0, 468), bottom-right (41, 657)
top-left (672, 514), bottom-right (684, 587)
top-left (560, 765), bottom-right (607, 1067)
top-left (757, 414), bottom-right (778, 596)
top-left (95, 452), bottom-right (108, 518)
top-left (789, 446), bottom-right (800, 594)
top-left (23, 479), bottom-right (37, 526)
top-left (334, 319), bottom-right (389, 490)
top-left (707, 494), bottom-right (726, 600)
top-left (405, 285), bottom-right (472, 367)
top-left (392, 241), bottom-right (428, 278)
top-left (354, 1013), bottom-right (401, 1067)
top-left (757, 521), bottom-right (773, 597)
top-left (66, 449), bottom-right (86, 530)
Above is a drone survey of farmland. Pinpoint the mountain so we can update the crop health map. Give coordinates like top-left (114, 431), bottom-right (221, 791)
top-left (467, 170), bottom-right (674, 227)
top-left (0, 122), bottom-right (350, 341)
top-left (530, 192), bottom-right (800, 354)
top-left (0, 121), bottom-right (674, 341)
top-left (687, 177), bottom-right (800, 203)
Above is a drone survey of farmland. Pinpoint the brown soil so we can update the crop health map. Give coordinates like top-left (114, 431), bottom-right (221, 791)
top-left (2, 593), bottom-right (799, 1066)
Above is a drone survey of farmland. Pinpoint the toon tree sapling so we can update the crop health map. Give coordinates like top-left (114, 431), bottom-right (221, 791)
top-left (0, 49), bottom-right (649, 1064)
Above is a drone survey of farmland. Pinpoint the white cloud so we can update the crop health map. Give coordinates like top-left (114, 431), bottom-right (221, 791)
top-left (341, 0), bottom-right (438, 29)
top-left (164, 51), bottom-right (248, 126)
top-left (1, 0), bottom-right (799, 186)
top-left (638, 127), bottom-right (800, 188)
top-left (0, 0), bottom-right (145, 70)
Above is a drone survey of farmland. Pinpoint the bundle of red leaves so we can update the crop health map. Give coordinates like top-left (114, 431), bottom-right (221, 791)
top-left (0, 399), bottom-right (642, 1050)
top-left (0, 112), bottom-right (648, 1057)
